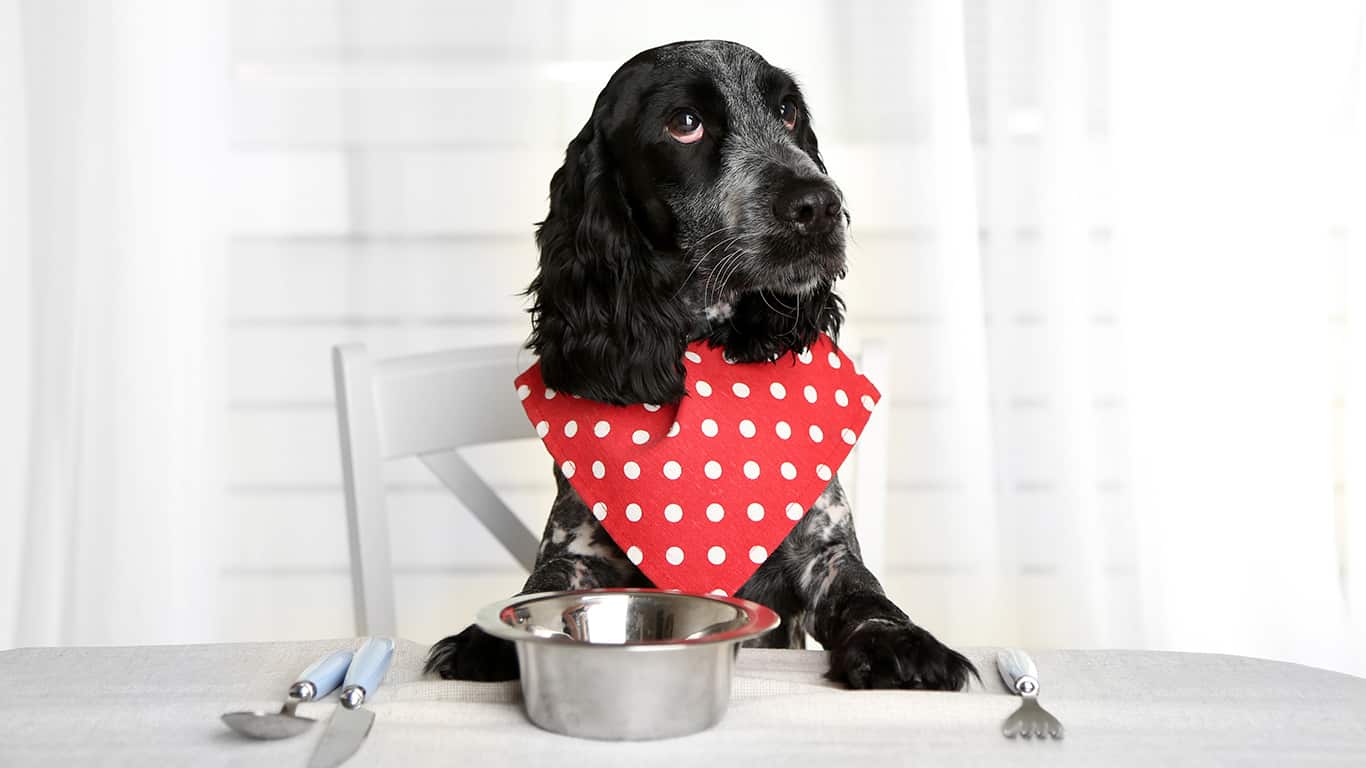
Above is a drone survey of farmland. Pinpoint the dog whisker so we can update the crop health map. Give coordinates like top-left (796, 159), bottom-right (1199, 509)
top-left (710, 249), bottom-right (740, 300)
top-left (758, 289), bottom-right (796, 318)
top-left (675, 232), bottom-right (743, 299)
top-left (717, 247), bottom-right (750, 302)
top-left (705, 245), bottom-right (747, 307)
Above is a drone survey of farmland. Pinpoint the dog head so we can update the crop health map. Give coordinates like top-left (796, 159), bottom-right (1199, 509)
top-left (529, 40), bottom-right (846, 404)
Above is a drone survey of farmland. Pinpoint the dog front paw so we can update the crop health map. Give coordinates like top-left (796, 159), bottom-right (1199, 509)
top-left (827, 620), bottom-right (977, 691)
top-left (424, 624), bottom-right (519, 681)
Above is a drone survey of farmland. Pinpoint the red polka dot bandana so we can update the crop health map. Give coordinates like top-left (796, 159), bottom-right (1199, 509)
top-left (515, 333), bottom-right (881, 597)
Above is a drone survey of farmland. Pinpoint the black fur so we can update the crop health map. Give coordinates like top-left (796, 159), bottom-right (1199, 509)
top-left (527, 116), bottom-right (695, 405)
top-left (427, 40), bottom-right (976, 692)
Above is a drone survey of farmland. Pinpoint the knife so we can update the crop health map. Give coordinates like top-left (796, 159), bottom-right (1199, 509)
top-left (308, 637), bottom-right (395, 768)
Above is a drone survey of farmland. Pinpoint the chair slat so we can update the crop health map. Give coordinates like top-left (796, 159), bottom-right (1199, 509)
top-left (419, 450), bottom-right (541, 571)
top-left (371, 345), bottom-right (535, 459)
top-left (332, 344), bottom-right (400, 638)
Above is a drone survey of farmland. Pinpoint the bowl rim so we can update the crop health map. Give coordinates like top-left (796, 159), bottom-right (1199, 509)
top-left (475, 588), bottom-right (782, 650)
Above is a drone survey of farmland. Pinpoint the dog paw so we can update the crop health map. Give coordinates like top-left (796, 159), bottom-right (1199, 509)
top-left (827, 620), bottom-right (978, 691)
top-left (424, 624), bottom-right (519, 681)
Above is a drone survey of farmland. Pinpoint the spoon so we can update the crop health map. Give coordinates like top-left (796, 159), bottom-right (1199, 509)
top-left (222, 648), bottom-right (355, 740)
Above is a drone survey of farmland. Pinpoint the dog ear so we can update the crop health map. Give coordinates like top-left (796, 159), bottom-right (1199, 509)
top-left (528, 114), bottom-right (692, 406)
top-left (708, 288), bottom-right (845, 363)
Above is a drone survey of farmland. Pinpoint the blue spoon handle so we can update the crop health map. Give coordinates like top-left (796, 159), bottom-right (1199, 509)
top-left (341, 637), bottom-right (394, 707)
top-left (293, 649), bottom-right (354, 700)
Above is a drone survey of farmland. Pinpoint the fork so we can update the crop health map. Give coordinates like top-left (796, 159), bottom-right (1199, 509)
top-left (996, 649), bottom-right (1064, 740)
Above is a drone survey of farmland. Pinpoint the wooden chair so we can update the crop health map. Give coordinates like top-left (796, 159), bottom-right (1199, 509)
top-left (332, 340), bottom-right (891, 637)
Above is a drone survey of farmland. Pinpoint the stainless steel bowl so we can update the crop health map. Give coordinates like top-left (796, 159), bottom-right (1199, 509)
top-left (477, 588), bottom-right (780, 740)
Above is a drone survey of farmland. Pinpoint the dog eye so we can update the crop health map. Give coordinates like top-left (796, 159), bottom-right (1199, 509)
top-left (666, 110), bottom-right (704, 144)
top-left (778, 99), bottom-right (799, 130)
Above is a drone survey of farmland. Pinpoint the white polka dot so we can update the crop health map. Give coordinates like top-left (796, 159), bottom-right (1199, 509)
top-left (809, 424), bottom-right (824, 443)
top-left (571, 394), bottom-right (582, 399)
top-left (685, 351), bottom-right (703, 364)
top-left (664, 503), bottom-right (683, 523)
top-left (592, 502), bottom-right (607, 520)
top-left (701, 419), bottom-right (719, 437)
top-left (627, 546), bottom-right (643, 565)
top-left (561, 461), bottom-right (575, 478)
top-left (749, 545), bottom-right (768, 563)
top-left (835, 389), bottom-right (849, 407)
top-left (704, 460), bottom-right (723, 479)
top-left (706, 503), bottom-right (725, 522)
top-left (804, 385), bottom-right (818, 403)
top-left (535, 421), bottom-right (549, 438)
top-left (623, 461), bottom-right (640, 479)
top-left (594, 420), bottom-right (611, 438)
top-left (544, 388), bottom-right (557, 400)
top-left (695, 380), bottom-right (712, 397)
top-left (862, 394), bottom-right (876, 411)
top-left (842, 428), bottom-right (857, 445)
top-left (666, 546), bottom-right (685, 565)
top-left (517, 384), bottom-right (531, 400)
top-left (632, 429), bottom-right (650, 445)
top-left (592, 460), bottom-right (606, 479)
top-left (743, 461), bottom-right (760, 479)
top-left (786, 502), bottom-right (805, 520)
top-left (709, 588), bottom-right (728, 596)
top-left (667, 421), bottom-right (681, 437)
top-left (797, 349), bottom-right (813, 364)
top-left (770, 382), bottom-right (786, 399)
top-left (747, 502), bottom-right (765, 521)
top-left (563, 420), bottom-right (578, 438)
top-left (817, 464), bottom-right (833, 481)
top-left (626, 503), bottom-right (643, 522)
top-left (775, 421), bottom-right (792, 440)
top-left (732, 382), bottom-right (750, 398)
top-left (643, 403), bottom-right (661, 412)
top-left (663, 461), bottom-right (682, 480)
top-left (781, 462), bottom-right (797, 480)
top-left (828, 351), bottom-right (842, 369)
top-left (738, 419), bottom-right (756, 438)
top-left (707, 546), bottom-right (727, 565)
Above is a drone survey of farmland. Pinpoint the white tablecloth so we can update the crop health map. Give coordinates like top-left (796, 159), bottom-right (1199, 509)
top-left (2, 639), bottom-right (1364, 766)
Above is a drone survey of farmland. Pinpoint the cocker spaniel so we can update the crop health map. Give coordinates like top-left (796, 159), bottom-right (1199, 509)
top-left (426, 40), bottom-right (976, 691)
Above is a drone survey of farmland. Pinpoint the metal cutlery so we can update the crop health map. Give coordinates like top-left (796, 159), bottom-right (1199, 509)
top-left (308, 637), bottom-right (395, 768)
top-left (996, 649), bottom-right (1064, 740)
top-left (221, 649), bottom-right (355, 740)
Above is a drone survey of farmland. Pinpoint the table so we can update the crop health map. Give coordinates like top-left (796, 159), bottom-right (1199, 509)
top-left (2, 639), bottom-right (1364, 766)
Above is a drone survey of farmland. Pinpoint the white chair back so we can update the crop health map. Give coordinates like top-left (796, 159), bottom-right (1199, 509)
top-left (332, 343), bottom-right (540, 637)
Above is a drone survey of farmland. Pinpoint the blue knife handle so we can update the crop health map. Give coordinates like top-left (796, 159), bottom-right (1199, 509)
top-left (292, 649), bottom-right (354, 700)
top-left (341, 637), bottom-right (394, 706)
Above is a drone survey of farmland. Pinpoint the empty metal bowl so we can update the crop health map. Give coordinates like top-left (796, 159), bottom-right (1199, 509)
top-left (476, 588), bottom-right (780, 740)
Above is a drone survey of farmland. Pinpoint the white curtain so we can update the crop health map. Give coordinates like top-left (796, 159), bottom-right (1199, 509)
top-left (0, 0), bottom-right (228, 647)
top-left (1112, 0), bottom-right (1362, 672)
top-left (862, 0), bottom-right (1364, 672)
top-left (1347, 0), bottom-right (1366, 666)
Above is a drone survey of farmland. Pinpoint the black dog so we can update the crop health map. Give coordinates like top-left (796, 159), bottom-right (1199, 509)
top-left (426, 40), bottom-right (976, 691)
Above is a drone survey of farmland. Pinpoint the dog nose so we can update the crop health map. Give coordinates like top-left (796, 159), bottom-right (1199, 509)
top-left (772, 182), bottom-right (842, 235)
